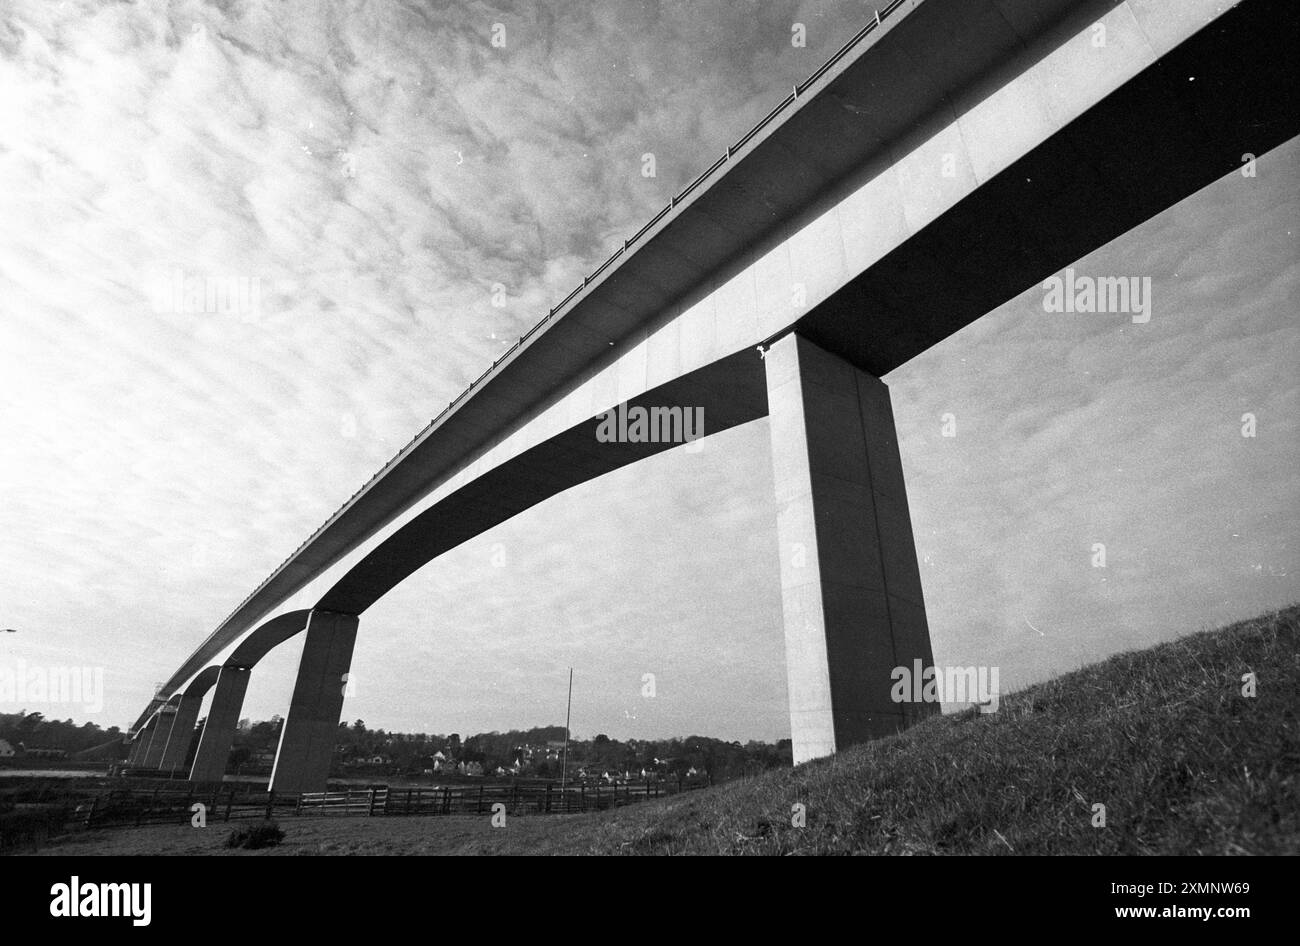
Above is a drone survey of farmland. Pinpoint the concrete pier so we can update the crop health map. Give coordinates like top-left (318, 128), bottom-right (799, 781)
top-left (127, 720), bottom-right (153, 766)
top-left (142, 705), bottom-right (176, 769)
top-left (268, 610), bottom-right (359, 793)
top-left (157, 693), bottom-right (202, 772)
top-left (187, 665), bottom-right (251, 783)
top-left (765, 334), bottom-right (936, 764)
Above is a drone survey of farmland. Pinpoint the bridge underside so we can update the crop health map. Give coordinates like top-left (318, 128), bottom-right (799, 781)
top-left (317, 352), bottom-right (769, 613)
top-left (131, 0), bottom-right (1300, 789)
top-left (796, 0), bottom-right (1300, 374)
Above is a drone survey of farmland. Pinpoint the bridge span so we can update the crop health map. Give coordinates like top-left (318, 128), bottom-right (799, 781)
top-left (128, 0), bottom-right (1299, 789)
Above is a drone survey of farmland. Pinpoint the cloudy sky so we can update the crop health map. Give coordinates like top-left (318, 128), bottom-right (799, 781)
top-left (1, 0), bottom-right (1295, 742)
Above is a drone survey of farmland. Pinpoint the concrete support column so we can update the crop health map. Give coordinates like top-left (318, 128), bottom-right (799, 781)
top-left (269, 610), bottom-right (358, 794)
top-left (764, 333), bottom-right (936, 765)
top-left (158, 692), bottom-right (204, 773)
top-left (127, 723), bottom-right (152, 766)
top-left (143, 708), bottom-right (176, 768)
top-left (133, 718), bottom-right (158, 767)
top-left (188, 665), bottom-right (251, 783)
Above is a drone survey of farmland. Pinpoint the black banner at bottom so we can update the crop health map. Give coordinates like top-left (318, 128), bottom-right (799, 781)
top-left (1, 854), bottom-right (1287, 933)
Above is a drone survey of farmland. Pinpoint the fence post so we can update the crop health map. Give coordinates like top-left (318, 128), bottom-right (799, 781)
top-left (84, 796), bottom-right (98, 829)
top-left (477, 784), bottom-right (484, 814)
top-left (579, 783), bottom-right (585, 813)
top-left (224, 785), bottom-right (234, 822)
top-left (265, 790), bottom-right (275, 820)
top-left (367, 788), bottom-right (377, 817)
top-left (295, 792), bottom-right (303, 816)
top-left (136, 788), bottom-right (158, 827)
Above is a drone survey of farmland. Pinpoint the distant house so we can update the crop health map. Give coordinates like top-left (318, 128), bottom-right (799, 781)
top-left (0, 739), bottom-right (14, 758)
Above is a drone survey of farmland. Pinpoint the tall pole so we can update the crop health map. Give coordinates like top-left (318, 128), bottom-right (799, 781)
top-left (560, 668), bottom-right (573, 796)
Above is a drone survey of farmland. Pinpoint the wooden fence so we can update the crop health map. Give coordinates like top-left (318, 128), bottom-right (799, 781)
top-left (41, 778), bottom-right (703, 833)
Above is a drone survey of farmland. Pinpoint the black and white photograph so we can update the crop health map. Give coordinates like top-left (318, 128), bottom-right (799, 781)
top-left (0, 0), bottom-right (1296, 916)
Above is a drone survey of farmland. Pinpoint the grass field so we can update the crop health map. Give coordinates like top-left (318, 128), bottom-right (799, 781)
top-left (25, 604), bottom-right (1300, 856)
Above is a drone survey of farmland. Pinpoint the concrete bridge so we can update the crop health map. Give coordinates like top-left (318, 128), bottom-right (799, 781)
top-left (128, 0), bottom-right (1298, 790)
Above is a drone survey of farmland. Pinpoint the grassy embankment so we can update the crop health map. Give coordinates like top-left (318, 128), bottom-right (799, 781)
top-left (23, 605), bottom-right (1299, 855)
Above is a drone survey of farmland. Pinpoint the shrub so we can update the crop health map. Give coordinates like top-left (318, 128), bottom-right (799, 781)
top-left (225, 819), bottom-right (285, 850)
top-left (0, 807), bottom-right (68, 851)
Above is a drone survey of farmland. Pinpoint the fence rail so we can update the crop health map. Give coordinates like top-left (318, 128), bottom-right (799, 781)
top-left (20, 778), bottom-right (706, 836)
